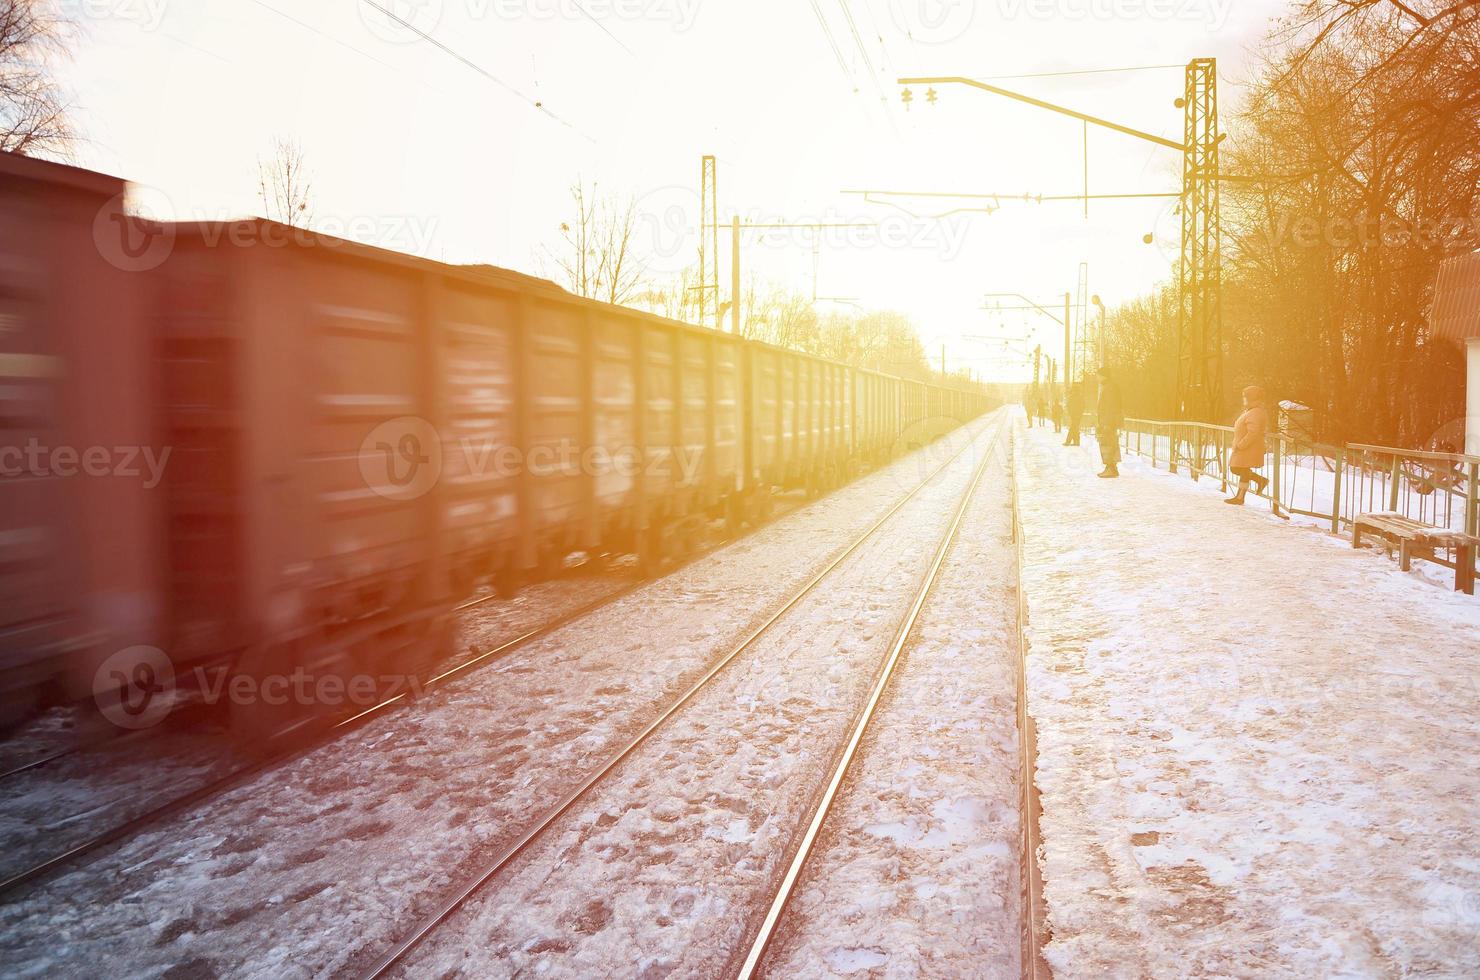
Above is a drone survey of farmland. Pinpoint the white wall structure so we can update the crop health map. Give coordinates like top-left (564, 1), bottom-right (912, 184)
top-left (1469, 339), bottom-right (1480, 457)
top-left (1430, 252), bottom-right (1480, 458)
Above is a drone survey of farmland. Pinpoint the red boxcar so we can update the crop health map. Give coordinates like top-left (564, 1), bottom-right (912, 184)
top-left (0, 151), bottom-right (995, 739)
top-left (0, 155), bottom-right (163, 724)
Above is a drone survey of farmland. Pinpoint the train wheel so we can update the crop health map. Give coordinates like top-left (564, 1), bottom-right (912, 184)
top-left (0, 685), bottom-right (42, 737)
top-left (725, 494), bottom-right (744, 535)
top-left (493, 563), bottom-right (520, 599)
top-left (405, 615), bottom-right (454, 686)
top-left (636, 522), bottom-right (664, 577)
top-left (229, 639), bottom-right (326, 747)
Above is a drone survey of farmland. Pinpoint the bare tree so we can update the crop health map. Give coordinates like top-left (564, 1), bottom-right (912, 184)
top-left (632, 266), bottom-right (704, 323)
top-left (0, 0), bottom-right (72, 156)
top-left (742, 279), bottom-right (820, 349)
top-left (256, 136), bottom-right (314, 227)
top-left (551, 178), bottom-right (646, 307)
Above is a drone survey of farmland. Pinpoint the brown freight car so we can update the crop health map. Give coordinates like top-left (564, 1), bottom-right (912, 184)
top-left (0, 154), bottom-right (164, 728)
top-left (0, 152), bottom-right (994, 740)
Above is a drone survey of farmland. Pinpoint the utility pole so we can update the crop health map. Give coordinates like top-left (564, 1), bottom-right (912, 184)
top-left (723, 216), bottom-right (881, 336)
top-left (1033, 345), bottom-right (1041, 383)
top-left (731, 215), bottom-right (741, 335)
top-left (1063, 292), bottom-right (1072, 385)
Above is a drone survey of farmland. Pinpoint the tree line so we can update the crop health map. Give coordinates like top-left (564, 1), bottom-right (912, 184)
top-left (1102, 0), bottom-right (1479, 450)
top-left (547, 177), bottom-right (945, 383)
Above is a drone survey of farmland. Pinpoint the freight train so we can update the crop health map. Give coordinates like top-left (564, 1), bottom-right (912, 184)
top-left (0, 152), bottom-right (993, 738)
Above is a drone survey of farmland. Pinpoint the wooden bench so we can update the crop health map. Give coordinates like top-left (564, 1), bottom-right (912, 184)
top-left (1352, 513), bottom-right (1477, 595)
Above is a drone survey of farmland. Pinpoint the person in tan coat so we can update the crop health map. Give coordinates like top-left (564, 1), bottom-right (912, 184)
top-left (1226, 385), bottom-right (1270, 505)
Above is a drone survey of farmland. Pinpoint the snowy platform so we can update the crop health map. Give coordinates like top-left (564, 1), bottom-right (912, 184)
top-left (1014, 419), bottom-right (1480, 978)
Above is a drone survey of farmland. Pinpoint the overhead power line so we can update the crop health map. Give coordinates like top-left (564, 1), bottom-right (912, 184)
top-left (977, 64), bottom-right (1185, 81)
top-left (808, 0), bottom-right (856, 91)
top-left (836, 0), bottom-right (899, 133)
top-left (245, 0), bottom-right (395, 69)
top-left (358, 0), bottom-right (592, 139)
top-left (572, 1), bottom-right (635, 56)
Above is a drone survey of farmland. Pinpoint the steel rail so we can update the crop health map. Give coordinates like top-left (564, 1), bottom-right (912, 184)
top-left (733, 416), bottom-right (1003, 979)
top-left (0, 484), bottom-right (825, 900)
top-left (0, 488), bottom-right (796, 788)
top-left (359, 415), bottom-right (1004, 979)
top-left (1010, 424), bottom-right (1051, 980)
top-left (0, 411), bottom-right (991, 903)
top-left (0, 594), bottom-right (627, 899)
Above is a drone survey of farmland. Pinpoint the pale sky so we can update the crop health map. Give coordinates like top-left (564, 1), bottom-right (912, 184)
top-left (59, 0), bottom-right (1287, 378)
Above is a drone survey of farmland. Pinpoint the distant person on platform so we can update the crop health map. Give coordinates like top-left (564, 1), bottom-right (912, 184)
top-left (1225, 385), bottom-right (1271, 505)
top-left (1096, 366), bottom-right (1124, 479)
top-left (1050, 387), bottom-right (1063, 433)
top-left (1025, 382), bottom-right (1039, 426)
top-left (1036, 387), bottom-right (1050, 428)
top-left (1063, 380), bottom-right (1084, 446)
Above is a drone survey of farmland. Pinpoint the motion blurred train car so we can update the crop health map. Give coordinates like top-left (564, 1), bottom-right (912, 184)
top-left (0, 154), bottom-right (163, 728)
top-left (153, 221), bottom-right (460, 739)
top-left (0, 150), bottom-right (994, 738)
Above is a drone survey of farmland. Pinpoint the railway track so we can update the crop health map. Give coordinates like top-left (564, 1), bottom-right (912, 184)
top-left (0, 493), bottom-right (807, 901)
top-left (734, 414), bottom-right (999, 979)
top-left (359, 413), bottom-right (1009, 979)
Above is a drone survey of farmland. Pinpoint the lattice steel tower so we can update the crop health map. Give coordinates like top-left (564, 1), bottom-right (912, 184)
top-left (1072, 261), bottom-right (1093, 379)
top-left (699, 155), bottom-right (720, 328)
top-left (1176, 59), bottom-right (1223, 421)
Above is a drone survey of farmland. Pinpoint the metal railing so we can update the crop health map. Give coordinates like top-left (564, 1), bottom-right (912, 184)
top-left (1117, 417), bottom-right (1479, 577)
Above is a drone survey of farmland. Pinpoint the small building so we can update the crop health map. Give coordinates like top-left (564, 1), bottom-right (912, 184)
top-left (1430, 250), bottom-right (1480, 457)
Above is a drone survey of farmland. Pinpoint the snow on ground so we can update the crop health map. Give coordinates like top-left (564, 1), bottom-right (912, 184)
top-left (1015, 420), bottom-right (1480, 978)
top-left (758, 423), bottom-right (1022, 978)
top-left (0, 413), bottom-right (1001, 980)
top-left (392, 417), bottom-right (1011, 979)
top-left (0, 573), bottom-right (629, 888)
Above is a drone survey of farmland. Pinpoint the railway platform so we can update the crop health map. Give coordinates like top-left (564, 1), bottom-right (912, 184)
top-left (1015, 420), bottom-right (1480, 977)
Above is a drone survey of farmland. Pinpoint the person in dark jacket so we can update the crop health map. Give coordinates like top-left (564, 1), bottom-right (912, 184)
top-left (1063, 380), bottom-right (1084, 446)
top-left (1096, 366), bottom-right (1124, 479)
